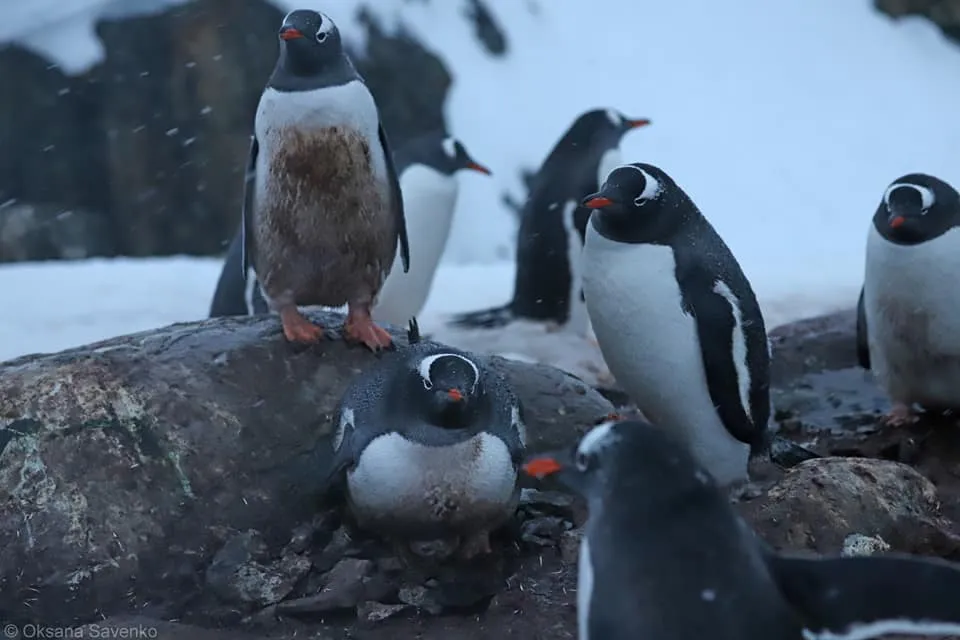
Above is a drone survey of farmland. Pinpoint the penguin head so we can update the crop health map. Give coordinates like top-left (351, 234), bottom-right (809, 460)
top-left (436, 137), bottom-right (492, 177)
top-left (581, 163), bottom-right (687, 242)
top-left (572, 109), bottom-right (651, 146)
top-left (522, 418), bottom-right (717, 504)
top-left (276, 10), bottom-right (344, 76)
top-left (873, 173), bottom-right (960, 246)
top-left (414, 352), bottom-right (484, 428)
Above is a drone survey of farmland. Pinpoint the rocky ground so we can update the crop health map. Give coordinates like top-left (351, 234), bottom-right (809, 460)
top-left (3, 308), bottom-right (960, 640)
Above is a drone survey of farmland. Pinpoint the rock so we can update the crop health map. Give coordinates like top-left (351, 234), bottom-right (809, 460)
top-left (0, 0), bottom-right (467, 262)
top-left (0, 309), bottom-right (612, 626)
top-left (358, 600), bottom-right (411, 623)
top-left (0, 201), bottom-right (114, 262)
top-left (276, 558), bottom-right (375, 615)
top-left (520, 517), bottom-right (569, 547)
top-left (841, 533), bottom-right (891, 557)
top-left (205, 530), bottom-right (311, 607)
top-left (740, 457), bottom-right (959, 556)
top-left (559, 528), bottom-right (582, 565)
top-left (73, 616), bottom-right (262, 640)
top-left (875, 0), bottom-right (960, 45)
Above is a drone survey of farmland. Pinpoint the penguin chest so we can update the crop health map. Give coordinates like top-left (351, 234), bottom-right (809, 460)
top-left (346, 432), bottom-right (518, 535)
top-left (865, 227), bottom-right (960, 404)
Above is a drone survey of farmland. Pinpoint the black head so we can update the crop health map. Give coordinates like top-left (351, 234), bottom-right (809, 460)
top-left (274, 10), bottom-right (346, 78)
top-left (581, 162), bottom-right (694, 243)
top-left (412, 351), bottom-right (484, 428)
top-left (434, 136), bottom-right (491, 177)
top-left (566, 109), bottom-right (651, 148)
top-left (522, 418), bottom-right (720, 508)
top-left (872, 173), bottom-right (960, 246)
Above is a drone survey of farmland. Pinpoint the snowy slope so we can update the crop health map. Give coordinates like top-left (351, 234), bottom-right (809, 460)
top-left (1, 0), bottom-right (960, 366)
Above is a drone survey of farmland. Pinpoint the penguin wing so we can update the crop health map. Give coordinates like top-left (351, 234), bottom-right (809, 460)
top-left (680, 270), bottom-right (769, 447)
top-left (856, 285), bottom-right (871, 370)
top-left (768, 552), bottom-right (960, 638)
top-left (240, 134), bottom-right (259, 277)
top-left (209, 229), bottom-right (251, 318)
top-left (485, 367), bottom-right (527, 462)
top-left (379, 124), bottom-right (411, 274)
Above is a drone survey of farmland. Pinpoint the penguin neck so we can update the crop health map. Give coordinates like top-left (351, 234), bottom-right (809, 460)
top-left (270, 53), bottom-right (355, 92)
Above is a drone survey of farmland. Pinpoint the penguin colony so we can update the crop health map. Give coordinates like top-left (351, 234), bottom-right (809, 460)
top-left (209, 9), bottom-right (960, 638)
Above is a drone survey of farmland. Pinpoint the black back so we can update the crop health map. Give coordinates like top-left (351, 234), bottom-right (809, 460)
top-left (564, 421), bottom-right (802, 639)
top-left (585, 164), bottom-right (770, 450)
top-left (451, 109), bottom-right (649, 328)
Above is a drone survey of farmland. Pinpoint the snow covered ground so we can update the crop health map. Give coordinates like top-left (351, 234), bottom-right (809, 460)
top-left (1, 0), bottom-right (959, 364)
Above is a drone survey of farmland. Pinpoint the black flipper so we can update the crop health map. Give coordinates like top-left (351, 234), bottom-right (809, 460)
top-left (769, 552), bottom-right (960, 638)
top-left (241, 135), bottom-right (259, 277)
top-left (679, 266), bottom-right (770, 450)
top-left (449, 303), bottom-right (514, 329)
top-left (856, 286), bottom-right (871, 370)
top-left (379, 123), bottom-right (410, 273)
top-left (407, 317), bottom-right (422, 344)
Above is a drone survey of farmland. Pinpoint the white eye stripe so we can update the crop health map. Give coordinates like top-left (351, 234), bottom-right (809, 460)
top-left (883, 182), bottom-right (935, 211)
top-left (441, 137), bottom-right (458, 159)
top-left (577, 421), bottom-right (619, 457)
top-left (418, 353), bottom-right (480, 390)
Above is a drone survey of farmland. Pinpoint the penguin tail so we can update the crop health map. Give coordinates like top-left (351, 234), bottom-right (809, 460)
top-left (449, 303), bottom-right (514, 329)
top-left (407, 317), bottom-right (422, 344)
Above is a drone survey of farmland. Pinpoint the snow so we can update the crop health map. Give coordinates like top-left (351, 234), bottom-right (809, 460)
top-left (1, 0), bottom-right (959, 369)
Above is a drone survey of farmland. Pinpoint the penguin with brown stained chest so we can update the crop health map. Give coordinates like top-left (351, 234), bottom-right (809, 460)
top-left (243, 9), bottom-right (410, 351)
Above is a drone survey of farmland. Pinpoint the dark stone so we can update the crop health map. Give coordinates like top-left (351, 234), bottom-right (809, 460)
top-left (0, 308), bottom-right (612, 627)
top-left (205, 530), bottom-right (311, 607)
top-left (0, 0), bottom-right (454, 263)
top-left (875, 0), bottom-right (960, 45)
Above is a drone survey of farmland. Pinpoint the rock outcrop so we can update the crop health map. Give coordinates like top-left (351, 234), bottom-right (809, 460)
top-left (0, 309), bottom-right (612, 627)
top-left (875, 0), bottom-right (960, 44)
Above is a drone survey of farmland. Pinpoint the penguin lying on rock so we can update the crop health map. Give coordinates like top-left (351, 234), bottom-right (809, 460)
top-left (857, 173), bottom-right (960, 426)
top-left (326, 319), bottom-right (526, 560)
top-left (525, 418), bottom-right (960, 640)
top-left (241, 9), bottom-right (410, 351)
top-left (579, 162), bottom-right (770, 488)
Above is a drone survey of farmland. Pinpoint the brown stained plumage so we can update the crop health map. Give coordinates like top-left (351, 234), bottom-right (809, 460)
top-left (254, 125), bottom-right (396, 309)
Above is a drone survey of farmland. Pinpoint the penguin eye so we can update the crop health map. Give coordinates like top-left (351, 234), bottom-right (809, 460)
top-left (422, 377), bottom-right (433, 390)
top-left (316, 30), bottom-right (328, 42)
top-left (633, 195), bottom-right (648, 207)
top-left (575, 451), bottom-right (593, 472)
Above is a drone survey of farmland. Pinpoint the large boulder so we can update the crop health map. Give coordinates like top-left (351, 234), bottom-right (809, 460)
top-left (0, 309), bottom-right (613, 627)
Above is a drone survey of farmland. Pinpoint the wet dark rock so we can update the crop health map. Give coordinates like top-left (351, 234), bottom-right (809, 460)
top-left (520, 516), bottom-right (570, 547)
top-left (276, 558), bottom-right (374, 615)
top-left (205, 530), bottom-right (311, 607)
top-left (0, 308), bottom-right (611, 627)
top-left (875, 0), bottom-right (960, 45)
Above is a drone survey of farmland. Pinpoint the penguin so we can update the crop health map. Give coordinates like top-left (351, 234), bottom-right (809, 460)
top-left (241, 9), bottom-right (410, 351)
top-left (859, 173), bottom-right (960, 426)
top-left (523, 418), bottom-right (960, 640)
top-left (326, 318), bottom-right (526, 559)
top-left (579, 162), bottom-right (770, 487)
top-left (450, 108), bottom-right (651, 336)
top-left (209, 132), bottom-right (491, 324)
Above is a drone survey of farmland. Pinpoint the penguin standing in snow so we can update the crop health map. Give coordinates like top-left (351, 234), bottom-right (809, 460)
top-left (326, 319), bottom-right (526, 559)
top-left (858, 173), bottom-right (960, 425)
top-left (241, 9), bottom-right (410, 351)
top-left (524, 418), bottom-right (960, 640)
top-left (209, 132), bottom-right (491, 323)
top-left (579, 163), bottom-right (769, 487)
top-left (451, 109), bottom-right (651, 336)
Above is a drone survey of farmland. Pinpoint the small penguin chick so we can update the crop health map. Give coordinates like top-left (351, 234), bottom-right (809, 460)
top-left (416, 352), bottom-right (483, 428)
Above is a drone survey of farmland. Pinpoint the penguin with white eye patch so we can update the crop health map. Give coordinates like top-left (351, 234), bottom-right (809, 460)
top-left (857, 173), bottom-right (960, 426)
top-left (327, 319), bottom-right (527, 560)
top-left (579, 162), bottom-right (770, 488)
top-left (524, 418), bottom-right (960, 640)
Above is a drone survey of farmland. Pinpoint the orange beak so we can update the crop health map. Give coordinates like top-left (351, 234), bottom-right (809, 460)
top-left (447, 388), bottom-right (464, 402)
top-left (626, 118), bottom-right (651, 129)
top-left (522, 456), bottom-right (563, 479)
top-left (466, 161), bottom-right (492, 175)
top-left (583, 196), bottom-right (613, 209)
top-left (280, 27), bottom-right (304, 40)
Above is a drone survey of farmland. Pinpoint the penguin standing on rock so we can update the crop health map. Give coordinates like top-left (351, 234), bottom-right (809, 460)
top-left (209, 132), bottom-right (491, 324)
top-left (242, 9), bottom-right (410, 351)
top-left (858, 173), bottom-right (960, 426)
top-left (579, 163), bottom-right (770, 487)
top-left (524, 418), bottom-right (960, 640)
top-left (326, 319), bottom-right (526, 560)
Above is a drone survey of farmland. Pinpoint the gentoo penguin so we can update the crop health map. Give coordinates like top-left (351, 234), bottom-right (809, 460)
top-left (209, 132), bottom-right (491, 323)
top-left (579, 163), bottom-right (770, 487)
top-left (451, 109), bottom-right (651, 335)
top-left (524, 418), bottom-right (960, 640)
top-left (859, 173), bottom-right (960, 425)
top-left (327, 319), bottom-right (526, 559)
top-left (241, 9), bottom-right (410, 351)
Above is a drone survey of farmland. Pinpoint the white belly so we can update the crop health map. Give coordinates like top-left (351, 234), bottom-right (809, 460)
top-left (864, 226), bottom-right (960, 408)
top-left (347, 431), bottom-right (518, 535)
top-left (253, 82), bottom-right (388, 191)
top-left (582, 224), bottom-right (749, 486)
top-left (373, 166), bottom-right (458, 326)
